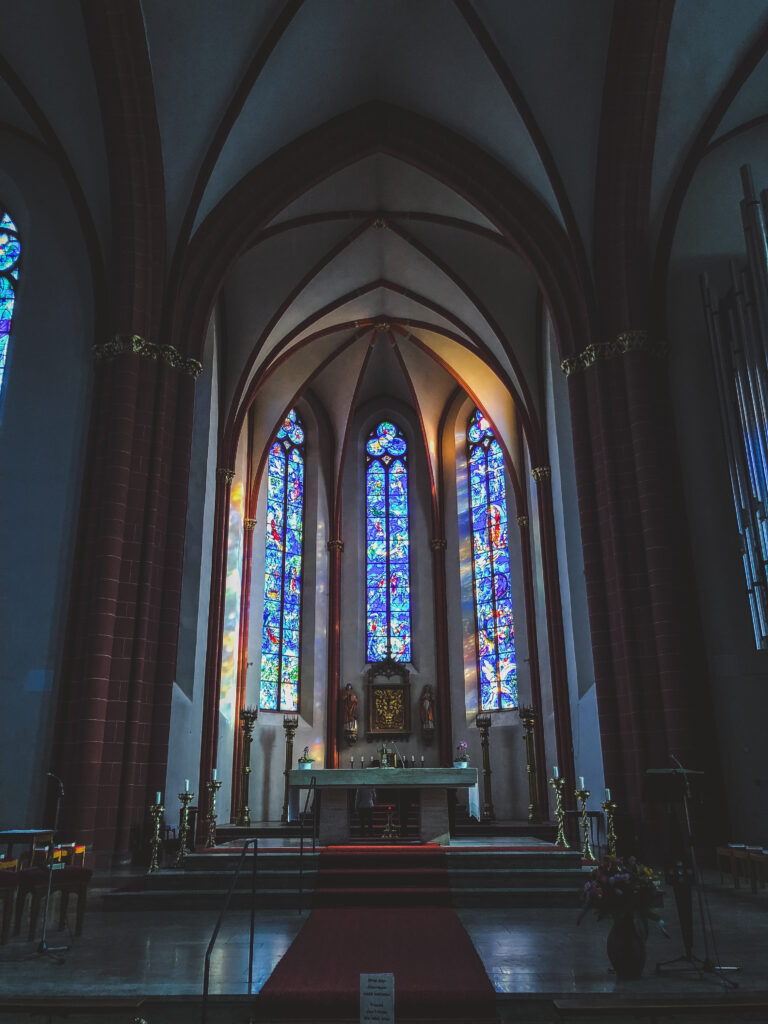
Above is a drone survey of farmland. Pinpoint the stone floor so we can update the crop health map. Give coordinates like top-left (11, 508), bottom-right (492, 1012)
top-left (0, 859), bottom-right (766, 1023)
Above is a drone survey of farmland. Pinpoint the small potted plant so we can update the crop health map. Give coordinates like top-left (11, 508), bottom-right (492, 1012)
top-left (297, 746), bottom-right (314, 770)
top-left (453, 740), bottom-right (469, 767)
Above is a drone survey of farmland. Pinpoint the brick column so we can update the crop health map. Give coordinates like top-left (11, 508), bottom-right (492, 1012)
top-left (54, 340), bottom-right (200, 861)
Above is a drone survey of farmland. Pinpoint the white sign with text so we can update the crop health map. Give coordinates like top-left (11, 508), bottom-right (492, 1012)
top-left (360, 972), bottom-right (395, 1024)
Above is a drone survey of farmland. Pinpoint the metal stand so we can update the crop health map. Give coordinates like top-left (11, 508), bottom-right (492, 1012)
top-left (652, 760), bottom-right (740, 988)
top-left (35, 773), bottom-right (69, 962)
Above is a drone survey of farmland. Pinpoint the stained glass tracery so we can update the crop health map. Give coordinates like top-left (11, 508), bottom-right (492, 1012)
top-left (0, 211), bottom-right (20, 401)
top-left (467, 409), bottom-right (517, 710)
top-left (366, 420), bottom-right (412, 662)
top-left (260, 409), bottom-right (305, 711)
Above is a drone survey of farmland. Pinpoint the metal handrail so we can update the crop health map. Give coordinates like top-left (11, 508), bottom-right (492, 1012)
top-left (297, 775), bottom-right (317, 913)
top-left (201, 837), bottom-right (258, 1024)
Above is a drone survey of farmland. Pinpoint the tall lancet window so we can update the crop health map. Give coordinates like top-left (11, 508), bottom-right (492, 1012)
top-left (260, 409), bottom-right (305, 711)
top-left (467, 408), bottom-right (517, 710)
top-left (0, 210), bottom-right (21, 404)
top-left (366, 420), bottom-right (412, 662)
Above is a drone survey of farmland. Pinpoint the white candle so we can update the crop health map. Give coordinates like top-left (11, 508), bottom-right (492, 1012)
top-left (212, 768), bottom-right (217, 781)
top-left (578, 776), bottom-right (585, 790)
top-left (605, 787), bottom-right (611, 802)
top-left (185, 779), bottom-right (190, 792)
top-left (553, 766), bottom-right (559, 779)
top-left (156, 791), bottom-right (161, 805)
top-left (421, 755), bottom-right (425, 764)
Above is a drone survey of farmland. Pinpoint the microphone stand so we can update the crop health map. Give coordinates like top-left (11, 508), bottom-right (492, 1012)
top-left (655, 756), bottom-right (738, 988)
top-left (35, 773), bottom-right (70, 962)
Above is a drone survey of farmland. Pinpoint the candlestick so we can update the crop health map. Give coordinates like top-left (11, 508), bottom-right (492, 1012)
top-left (549, 775), bottom-right (569, 848)
top-left (518, 704), bottom-right (542, 823)
top-left (280, 713), bottom-right (299, 824)
top-left (174, 791), bottom-right (195, 867)
top-left (601, 798), bottom-right (618, 857)
top-left (237, 705), bottom-right (259, 827)
top-left (575, 785), bottom-right (595, 863)
top-left (476, 712), bottom-right (496, 822)
top-left (350, 756), bottom-right (354, 768)
top-left (205, 778), bottom-right (223, 848)
top-left (148, 801), bottom-right (164, 872)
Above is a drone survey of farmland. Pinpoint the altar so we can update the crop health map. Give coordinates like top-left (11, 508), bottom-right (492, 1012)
top-left (288, 767), bottom-right (479, 844)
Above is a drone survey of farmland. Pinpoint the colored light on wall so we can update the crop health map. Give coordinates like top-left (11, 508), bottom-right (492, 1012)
top-left (0, 212), bottom-right (20, 400)
top-left (220, 479), bottom-right (244, 724)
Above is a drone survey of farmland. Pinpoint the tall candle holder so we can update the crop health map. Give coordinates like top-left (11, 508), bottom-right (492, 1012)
top-left (575, 787), bottom-right (595, 862)
top-left (281, 714), bottom-right (299, 824)
top-left (148, 802), bottom-right (164, 873)
top-left (205, 778), bottom-right (223, 848)
top-left (518, 705), bottom-right (542, 823)
top-left (476, 712), bottom-right (496, 822)
top-left (601, 798), bottom-right (618, 857)
top-left (549, 775), bottom-right (569, 848)
top-left (174, 791), bottom-right (195, 867)
top-left (236, 705), bottom-right (259, 827)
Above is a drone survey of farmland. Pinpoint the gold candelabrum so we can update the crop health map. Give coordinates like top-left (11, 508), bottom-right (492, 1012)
top-left (518, 705), bottom-right (542, 823)
top-left (549, 776), bottom-right (569, 848)
top-left (575, 787), bottom-right (596, 863)
top-left (148, 802), bottom-right (164, 872)
top-left (237, 705), bottom-right (259, 827)
top-left (601, 798), bottom-right (618, 857)
top-left (476, 713), bottom-right (496, 822)
top-left (382, 805), bottom-right (399, 838)
top-left (281, 714), bottom-right (299, 824)
top-left (205, 778), bottom-right (223, 848)
top-left (174, 791), bottom-right (195, 867)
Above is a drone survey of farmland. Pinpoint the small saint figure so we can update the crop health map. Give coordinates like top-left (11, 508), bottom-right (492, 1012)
top-left (420, 685), bottom-right (436, 743)
top-left (342, 683), bottom-right (359, 745)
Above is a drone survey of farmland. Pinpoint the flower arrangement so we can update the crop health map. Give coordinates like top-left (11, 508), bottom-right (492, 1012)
top-left (578, 855), bottom-right (665, 940)
top-left (298, 746), bottom-right (313, 763)
top-left (455, 740), bottom-right (469, 763)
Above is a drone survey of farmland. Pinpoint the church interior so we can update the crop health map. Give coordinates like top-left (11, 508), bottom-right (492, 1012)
top-left (2, 1), bottom-right (768, 1021)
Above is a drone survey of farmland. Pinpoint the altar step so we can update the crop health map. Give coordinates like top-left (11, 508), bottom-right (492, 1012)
top-left (102, 845), bottom-right (585, 911)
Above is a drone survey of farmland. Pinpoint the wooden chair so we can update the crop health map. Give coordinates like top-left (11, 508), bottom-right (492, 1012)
top-left (0, 858), bottom-right (19, 944)
top-left (14, 865), bottom-right (93, 940)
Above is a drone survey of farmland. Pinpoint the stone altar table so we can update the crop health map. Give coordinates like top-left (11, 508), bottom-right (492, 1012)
top-left (288, 767), bottom-right (478, 844)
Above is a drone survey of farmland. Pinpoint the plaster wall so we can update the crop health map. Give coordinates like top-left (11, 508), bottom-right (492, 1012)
top-left (165, 316), bottom-right (219, 816)
top-left (0, 135), bottom-right (93, 826)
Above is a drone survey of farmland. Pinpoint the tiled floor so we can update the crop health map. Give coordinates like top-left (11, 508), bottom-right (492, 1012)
top-left (0, 864), bottom-right (765, 1019)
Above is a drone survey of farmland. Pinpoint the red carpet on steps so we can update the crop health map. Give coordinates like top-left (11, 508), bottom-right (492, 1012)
top-left (314, 844), bottom-right (451, 907)
top-left (255, 906), bottom-right (497, 1021)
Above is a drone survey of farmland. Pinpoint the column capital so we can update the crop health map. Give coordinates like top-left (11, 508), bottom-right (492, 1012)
top-left (430, 538), bottom-right (447, 551)
top-left (327, 539), bottom-right (344, 552)
top-left (243, 518), bottom-right (257, 532)
top-left (560, 329), bottom-right (668, 377)
top-left (216, 467), bottom-right (235, 484)
top-left (93, 334), bottom-right (203, 378)
top-left (530, 466), bottom-right (551, 482)
top-left (516, 514), bottom-right (529, 528)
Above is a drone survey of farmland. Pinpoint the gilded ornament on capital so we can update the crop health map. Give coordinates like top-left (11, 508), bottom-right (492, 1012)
top-left (93, 334), bottom-right (202, 377)
top-left (560, 330), bottom-right (668, 378)
top-left (530, 466), bottom-right (551, 482)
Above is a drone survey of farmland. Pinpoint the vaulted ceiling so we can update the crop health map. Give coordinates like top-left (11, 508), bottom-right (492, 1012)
top-left (3, 0), bottom-right (768, 468)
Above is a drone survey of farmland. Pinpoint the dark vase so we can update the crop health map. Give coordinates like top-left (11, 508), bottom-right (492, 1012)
top-left (606, 916), bottom-right (646, 979)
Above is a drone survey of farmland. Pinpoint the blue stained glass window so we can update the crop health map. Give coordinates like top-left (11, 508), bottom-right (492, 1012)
top-left (467, 409), bottom-right (517, 710)
top-left (0, 210), bottom-right (21, 403)
top-left (260, 409), bottom-right (305, 711)
top-left (366, 421), bottom-right (412, 662)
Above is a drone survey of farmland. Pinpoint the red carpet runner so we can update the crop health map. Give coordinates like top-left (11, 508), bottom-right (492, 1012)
top-left (256, 846), bottom-right (497, 1021)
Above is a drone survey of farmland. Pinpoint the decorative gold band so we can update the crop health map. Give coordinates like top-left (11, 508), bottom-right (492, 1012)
top-left (243, 518), bottom-right (257, 532)
top-left (93, 334), bottom-right (203, 378)
top-left (530, 466), bottom-right (550, 482)
top-left (560, 330), bottom-right (668, 377)
top-left (327, 539), bottom-right (344, 552)
top-left (516, 515), bottom-right (529, 527)
top-left (216, 468), bottom-right (235, 484)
